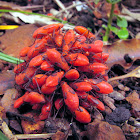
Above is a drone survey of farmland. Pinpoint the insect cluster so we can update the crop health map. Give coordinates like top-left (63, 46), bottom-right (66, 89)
top-left (14, 23), bottom-right (113, 123)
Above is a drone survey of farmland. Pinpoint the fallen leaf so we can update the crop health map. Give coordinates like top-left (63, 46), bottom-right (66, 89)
top-left (86, 119), bottom-right (126, 140)
top-left (93, 2), bottom-right (120, 19)
top-left (0, 1), bottom-right (25, 11)
top-left (0, 106), bottom-right (6, 119)
top-left (103, 39), bottom-right (140, 69)
top-left (21, 112), bottom-right (45, 134)
top-left (126, 92), bottom-right (140, 118)
top-left (0, 70), bottom-right (15, 95)
top-left (51, 131), bottom-right (65, 140)
top-left (121, 5), bottom-right (140, 21)
top-left (10, 12), bottom-right (53, 24)
top-left (1, 88), bottom-right (20, 112)
top-left (0, 24), bottom-right (38, 58)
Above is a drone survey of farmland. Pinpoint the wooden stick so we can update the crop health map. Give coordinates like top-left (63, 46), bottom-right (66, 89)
top-left (0, 117), bottom-right (18, 140)
top-left (15, 133), bottom-right (55, 139)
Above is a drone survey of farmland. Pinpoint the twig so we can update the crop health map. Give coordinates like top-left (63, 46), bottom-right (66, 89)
top-left (108, 66), bottom-right (140, 82)
top-left (0, 116), bottom-right (18, 140)
top-left (15, 133), bottom-right (55, 139)
top-left (53, 0), bottom-right (69, 16)
top-left (20, 5), bottom-right (44, 11)
top-left (56, 2), bottom-right (86, 16)
top-left (84, 0), bottom-right (95, 11)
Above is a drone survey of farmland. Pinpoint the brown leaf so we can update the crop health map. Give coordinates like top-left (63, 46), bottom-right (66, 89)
top-left (0, 1), bottom-right (30, 11)
top-left (0, 106), bottom-right (6, 119)
top-left (51, 131), bottom-right (65, 140)
top-left (0, 24), bottom-right (38, 58)
top-left (103, 39), bottom-right (140, 69)
top-left (0, 70), bottom-right (15, 95)
top-left (21, 112), bottom-right (45, 134)
top-left (0, 88), bottom-right (20, 112)
top-left (126, 91), bottom-right (140, 117)
top-left (93, 2), bottom-right (120, 19)
top-left (86, 119), bottom-right (126, 140)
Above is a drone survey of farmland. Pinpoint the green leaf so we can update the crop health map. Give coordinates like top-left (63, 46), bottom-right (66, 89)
top-left (0, 52), bottom-right (24, 64)
top-left (106, 0), bottom-right (121, 4)
top-left (117, 17), bottom-right (128, 28)
top-left (118, 28), bottom-right (129, 39)
top-left (109, 26), bottom-right (118, 35)
top-left (94, 0), bottom-right (100, 4)
top-left (0, 131), bottom-right (9, 140)
top-left (102, 24), bottom-right (107, 30)
top-left (87, 27), bottom-right (92, 32)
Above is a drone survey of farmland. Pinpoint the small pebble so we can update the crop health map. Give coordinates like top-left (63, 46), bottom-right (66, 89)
top-left (105, 106), bottom-right (112, 115)
top-left (103, 95), bottom-right (116, 110)
top-left (120, 91), bottom-right (126, 97)
top-left (109, 91), bottom-right (125, 101)
top-left (123, 86), bottom-right (130, 91)
top-left (118, 84), bottom-right (125, 90)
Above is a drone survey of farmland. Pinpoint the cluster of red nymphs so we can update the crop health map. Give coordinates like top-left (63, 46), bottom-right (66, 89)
top-left (13, 23), bottom-right (113, 123)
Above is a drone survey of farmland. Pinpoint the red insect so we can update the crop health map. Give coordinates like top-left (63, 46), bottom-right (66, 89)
top-left (87, 79), bottom-right (113, 94)
top-left (27, 36), bottom-right (48, 59)
top-left (14, 62), bottom-right (26, 74)
top-left (14, 91), bottom-right (29, 108)
top-left (61, 81), bottom-right (79, 112)
top-left (74, 26), bottom-right (95, 39)
top-left (32, 74), bottom-right (47, 88)
top-left (62, 29), bottom-right (75, 55)
top-left (92, 53), bottom-right (109, 63)
top-left (76, 35), bottom-right (87, 43)
top-left (40, 61), bottom-right (55, 71)
top-left (77, 91), bottom-right (105, 111)
top-left (54, 33), bottom-right (63, 47)
top-left (28, 53), bottom-right (46, 67)
top-left (15, 73), bottom-right (27, 85)
top-left (39, 102), bottom-right (52, 120)
top-left (94, 40), bottom-right (103, 48)
top-left (19, 46), bottom-right (30, 57)
top-left (72, 106), bottom-right (91, 123)
top-left (70, 82), bottom-right (92, 92)
top-left (41, 84), bottom-right (57, 95)
top-left (65, 69), bottom-right (80, 80)
top-left (54, 98), bottom-right (64, 110)
top-left (23, 92), bottom-right (45, 104)
top-left (33, 23), bottom-right (64, 38)
top-left (46, 48), bottom-right (70, 71)
top-left (83, 43), bottom-right (103, 53)
top-left (46, 71), bottom-right (64, 87)
top-left (78, 62), bottom-right (108, 74)
top-left (66, 53), bottom-right (89, 66)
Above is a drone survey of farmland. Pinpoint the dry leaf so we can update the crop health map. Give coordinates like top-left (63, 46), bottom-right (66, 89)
top-left (21, 112), bottom-right (45, 134)
top-left (10, 12), bottom-right (53, 24)
top-left (0, 24), bottom-right (37, 58)
top-left (0, 106), bottom-right (6, 119)
top-left (51, 131), bottom-right (65, 140)
top-left (0, 1), bottom-right (25, 11)
top-left (126, 92), bottom-right (140, 113)
top-left (103, 39), bottom-right (140, 69)
top-left (1, 88), bottom-right (19, 112)
top-left (0, 70), bottom-right (15, 95)
top-left (121, 5), bottom-right (140, 21)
